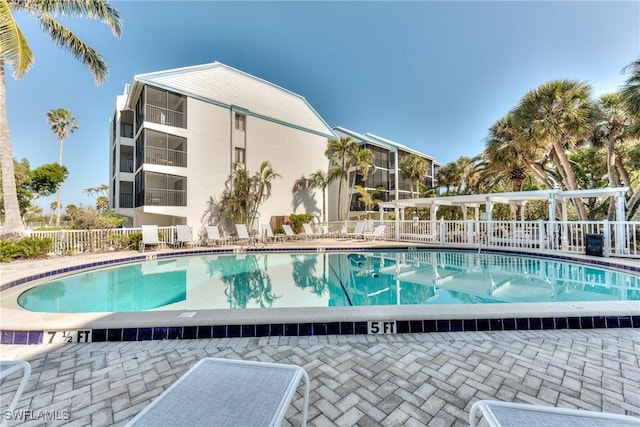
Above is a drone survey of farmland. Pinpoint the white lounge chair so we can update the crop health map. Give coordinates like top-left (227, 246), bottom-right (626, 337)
top-left (349, 222), bottom-right (365, 239)
top-left (320, 225), bottom-right (338, 238)
top-left (140, 225), bottom-right (161, 252)
top-left (282, 224), bottom-right (300, 240)
top-left (0, 360), bottom-right (31, 427)
top-left (206, 225), bottom-right (229, 246)
top-left (235, 224), bottom-right (251, 245)
top-left (125, 358), bottom-right (309, 427)
top-left (364, 224), bottom-right (387, 241)
top-left (302, 223), bottom-right (317, 239)
top-left (262, 224), bottom-right (284, 242)
top-left (174, 225), bottom-right (195, 248)
top-left (469, 400), bottom-right (640, 427)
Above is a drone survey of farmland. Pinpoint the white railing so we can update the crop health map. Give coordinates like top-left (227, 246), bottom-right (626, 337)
top-left (372, 219), bottom-right (639, 258)
top-left (24, 220), bottom-right (640, 259)
top-left (28, 226), bottom-right (176, 255)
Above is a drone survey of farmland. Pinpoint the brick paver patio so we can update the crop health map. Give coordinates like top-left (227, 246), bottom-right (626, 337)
top-left (1, 328), bottom-right (638, 426)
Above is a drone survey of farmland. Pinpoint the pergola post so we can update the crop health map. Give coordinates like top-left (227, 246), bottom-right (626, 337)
top-left (616, 189), bottom-right (627, 254)
top-left (485, 197), bottom-right (493, 244)
top-left (561, 199), bottom-right (569, 250)
top-left (548, 193), bottom-right (557, 250)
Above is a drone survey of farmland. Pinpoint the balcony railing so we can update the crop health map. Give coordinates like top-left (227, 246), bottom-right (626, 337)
top-left (145, 105), bottom-right (186, 128)
top-left (144, 188), bottom-right (186, 206)
top-left (120, 158), bottom-right (134, 173)
top-left (145, 146), bottom-right (187, 167)
top-left (119, 193), bottom-right (134, 208)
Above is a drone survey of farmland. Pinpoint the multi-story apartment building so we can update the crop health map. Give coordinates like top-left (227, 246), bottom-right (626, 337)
top-left (109, 62), bottom-right (336, 231)
top-left (331, 127), bottom-right (439, 220)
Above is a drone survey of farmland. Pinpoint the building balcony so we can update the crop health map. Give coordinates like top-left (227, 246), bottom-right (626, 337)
top-left (119, 193), bottom-right (134, 208)
top-left (142, 189), bottom-right (186, 207)
top-left (145, 146), bottom-right (187, 168)
top-left (120, 158), bottom-right (134, 173)
top-left (145, 105), bottom-right (186, 129)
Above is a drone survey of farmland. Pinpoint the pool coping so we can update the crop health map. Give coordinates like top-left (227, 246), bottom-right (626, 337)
top-left (1, 245), bottom-right (639, 345)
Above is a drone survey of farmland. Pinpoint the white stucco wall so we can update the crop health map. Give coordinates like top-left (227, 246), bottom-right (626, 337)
top-left (129, 97), bottom-right (330, 232)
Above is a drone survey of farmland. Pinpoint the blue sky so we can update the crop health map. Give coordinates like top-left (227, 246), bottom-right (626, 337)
top-left (6, 0), bottom-right (639, 211)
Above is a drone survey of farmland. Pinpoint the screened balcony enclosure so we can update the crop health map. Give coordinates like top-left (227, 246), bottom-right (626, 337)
top-left (135, 85), bottom-right (187, 132)
top-left (135, 172), bottom-right (187, 207)
top-left (135, 129), bottom-right (187, 169)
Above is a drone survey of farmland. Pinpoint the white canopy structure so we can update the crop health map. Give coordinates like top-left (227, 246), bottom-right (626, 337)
top-left (378, 187), bottom-right (629, 223)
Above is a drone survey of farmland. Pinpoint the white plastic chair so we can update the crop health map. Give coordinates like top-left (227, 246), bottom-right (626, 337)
top-left (302, 223), bottom-right (317, 239)
top-left (175, 225), bottom-right (195, 248)
top-left (0, 361), bottom-right (31, 427)
top-left (125, 358), bottom-right (309, 427)
top-left (469, 400), bottom-right (640, 427)
top-left (349, 222), bottom-right (365, 239)
top-left (282, 224), bottom-right (300, 240)
top-left (206, 225), bottom-right (229, 246)
top-left (235, 224), bottom-right (251, 244)
top-left (364, 224), bottom-right (387, 241)
top-left (140, 225), bottom-right (161, 252)
top-left (262, 224), bottom-right (284, 242)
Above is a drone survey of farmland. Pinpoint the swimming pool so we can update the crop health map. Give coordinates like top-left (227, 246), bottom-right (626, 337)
top-left (18, 250), bottom-right (640, 313)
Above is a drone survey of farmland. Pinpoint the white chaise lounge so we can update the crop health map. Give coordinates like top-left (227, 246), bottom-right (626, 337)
top-left (174, 225), bottom-right (195, 248)
top-left (125, 358), bottom-right (309, 427)
top-left (0, 361), bottom-right (31, 427)
top-left (469, 400), bottom-right (640, 427)
top-left (140, 225), bottom-right (161, 252)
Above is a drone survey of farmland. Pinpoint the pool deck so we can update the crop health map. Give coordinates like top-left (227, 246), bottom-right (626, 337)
top-left (0, 329), bottom-right (638, 426)
top-left (1, 242), bottom-right (640, 425)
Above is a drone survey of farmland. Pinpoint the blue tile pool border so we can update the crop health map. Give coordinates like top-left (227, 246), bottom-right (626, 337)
top-left (2, 246), bottom-right (639, 345)
top-left (1, 315), bottom-right (638, 344)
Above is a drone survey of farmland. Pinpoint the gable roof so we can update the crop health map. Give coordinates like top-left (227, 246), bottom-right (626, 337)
top-left (126, 62), bottom-right (336, 138)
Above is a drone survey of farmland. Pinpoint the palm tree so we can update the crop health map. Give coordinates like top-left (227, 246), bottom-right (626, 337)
top-left (325, 136), bottom-right (356, 220)
top-left (0, 0), bottom-right (122, 236)
top-left (353, 185), bottom-right (383, 218)
top-left (347, 145), bottom-right (375, 217)
top-left (621, 57), bottom-right (640, 120)
top-left (46, 108), bottom-right (79, 226)
top-left (245, 161), bottom-right (280, 229)
top-left (593, 92), bottom-right (636, 219)
top-left (484, 113), bottom-right (535, 193)
top-left (513, 80), bottom-right (594, 221)
top-left (399, 153), bottom-right (428, 198)
top-left (309, 170), bottom-right (332, 223)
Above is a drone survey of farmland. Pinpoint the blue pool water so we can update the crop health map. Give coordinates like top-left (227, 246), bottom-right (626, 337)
top-left (18, 250), bottom-right (640, 313)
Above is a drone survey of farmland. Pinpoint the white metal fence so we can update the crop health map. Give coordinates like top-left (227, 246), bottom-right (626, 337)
top-left (25, 220), bottom-right (640, 259)
top-left (386, 219), bottom-right (640, 258)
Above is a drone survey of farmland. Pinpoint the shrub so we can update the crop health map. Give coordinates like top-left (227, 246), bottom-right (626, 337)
top-left (124, 232), bottom-right (142, 250)
top-left (123, 231), bottom-right (164, 250)
top-left (288, 213), bottom-right (315, 234)
top-left (0, 236), bottom-right (53, 262)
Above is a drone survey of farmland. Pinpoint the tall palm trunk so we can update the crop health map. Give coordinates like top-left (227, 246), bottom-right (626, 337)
top-left (606, 136), bottom-right (621, 220)
top-left (55, 139), bottom-right (65, 226)
top-left (0, 59), bottom-right (25, 236)
top-left (551, 141), bottom-right (588, 221)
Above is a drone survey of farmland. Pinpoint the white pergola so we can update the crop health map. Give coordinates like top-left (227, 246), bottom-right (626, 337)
top-left (378, 187), bottom-right (630, 253)
top-left (378, 187), bottom-right (629, 223)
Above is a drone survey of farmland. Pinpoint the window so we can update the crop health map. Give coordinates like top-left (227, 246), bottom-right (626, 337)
top-left (235, 147), bottom-right (245, 164)
top-left (235, 114), bottom-right (246, 131)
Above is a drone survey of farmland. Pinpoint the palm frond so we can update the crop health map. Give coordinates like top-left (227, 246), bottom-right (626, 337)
top-left (0, 0), bottom-right (33, 78)
top-left (27, 0), bottom-right (122, 36)
top-left (35, 12), bottom-right (108, 84)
